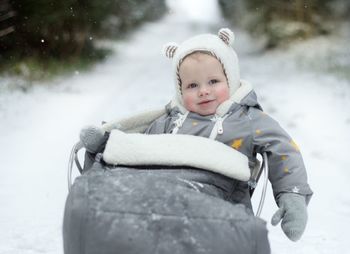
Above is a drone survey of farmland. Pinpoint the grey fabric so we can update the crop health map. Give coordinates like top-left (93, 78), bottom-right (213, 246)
top-left (79, 125), bottom-right (109, 154)
top-left (63, 175), bottom-right (89, 254)
top-left (63, 163), bottom-right (270, 254)
top-left (83, 151), bottom-right (97, 172)
top-left (145, 90), bottom-right (313, 205)
top-left (271, 193), bottom-right (308, 241)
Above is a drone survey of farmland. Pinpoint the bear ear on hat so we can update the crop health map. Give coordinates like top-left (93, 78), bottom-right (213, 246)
top-left (162, 42), bottom-right (178, 59)
top-left (218, 28), bottom-right (235, 46)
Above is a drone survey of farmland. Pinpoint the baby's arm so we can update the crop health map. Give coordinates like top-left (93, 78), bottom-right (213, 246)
top-left (249, 108), bottom-right (313, 241)
top-left (79, 106), bottom-right (169, 170)
top-left (249, 108), bottom-right (312, 201)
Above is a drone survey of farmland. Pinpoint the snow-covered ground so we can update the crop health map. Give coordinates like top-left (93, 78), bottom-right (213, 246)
top-left (0, 0), bottom-right (349, 253)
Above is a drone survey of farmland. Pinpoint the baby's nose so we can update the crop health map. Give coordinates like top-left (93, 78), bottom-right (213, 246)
top-left (199, 86), bottom-right (210, 96)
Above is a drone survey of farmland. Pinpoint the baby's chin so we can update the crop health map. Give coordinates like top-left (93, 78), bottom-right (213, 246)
top-left (184, 100), bottom-right (219, 116)
top-left (190, 108), bottom-right (217, 116)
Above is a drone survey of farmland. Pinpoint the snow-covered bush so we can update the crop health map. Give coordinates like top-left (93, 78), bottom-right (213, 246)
top-left (218, 0), bottom-right (350, 48)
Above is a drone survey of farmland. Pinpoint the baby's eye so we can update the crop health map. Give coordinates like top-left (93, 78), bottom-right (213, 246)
top-left (187, 83), bottom-right (198, 89)
top-left (208, 79), bottom-right (219, 85)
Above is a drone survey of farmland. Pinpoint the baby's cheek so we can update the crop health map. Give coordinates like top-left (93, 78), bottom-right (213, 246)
top-left (217, 86), bottom-right (230, 102)
top-left (182, 95), bottom-right (196, 111)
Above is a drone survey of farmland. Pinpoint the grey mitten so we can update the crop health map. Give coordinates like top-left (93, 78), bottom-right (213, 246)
top-left (79, 125), bottom-right (108, 153)
top-left (271, 193), bottom-right (308, 241)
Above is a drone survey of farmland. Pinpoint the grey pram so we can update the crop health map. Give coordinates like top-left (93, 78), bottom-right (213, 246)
top-left (63, 131), bottom-right (270, 254)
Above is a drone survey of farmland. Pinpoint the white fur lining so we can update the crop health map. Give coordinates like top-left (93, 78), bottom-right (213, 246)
top-left (101, 108), bottom-right (166, 133)
top-left (216, 79), bottom-right (253, 116)
top-left (103, 129), bottom-right (250, 181)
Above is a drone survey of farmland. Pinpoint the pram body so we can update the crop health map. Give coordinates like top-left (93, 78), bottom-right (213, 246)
top-left (63, 130), bottom-right (270, 254)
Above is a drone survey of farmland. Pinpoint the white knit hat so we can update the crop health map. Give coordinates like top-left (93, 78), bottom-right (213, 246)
top-left (162, 28), bottom-right (240, 111)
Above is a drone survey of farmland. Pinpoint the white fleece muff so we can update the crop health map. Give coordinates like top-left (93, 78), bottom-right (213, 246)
top-left (103, 129), bottom-right (250, 181)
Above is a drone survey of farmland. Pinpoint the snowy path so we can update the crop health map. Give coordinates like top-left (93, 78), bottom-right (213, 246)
top-left (1, 0), bottom-right (350, 253)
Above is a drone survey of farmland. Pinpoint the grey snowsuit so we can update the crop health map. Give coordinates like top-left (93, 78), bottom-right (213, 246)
top-left (145, 89), bottom-right (313, 207)
top-left (63, 89), bottom-right (311, 254)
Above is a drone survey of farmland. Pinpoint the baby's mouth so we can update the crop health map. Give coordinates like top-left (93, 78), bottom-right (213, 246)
top-left (198, 100), bottom-right (214, 105)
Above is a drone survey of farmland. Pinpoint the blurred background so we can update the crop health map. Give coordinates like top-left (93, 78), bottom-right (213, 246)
top-left (1, 0), bottom-right (349, 85)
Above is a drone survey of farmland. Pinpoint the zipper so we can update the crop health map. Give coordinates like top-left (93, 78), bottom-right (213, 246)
top-left (209, 114), bottom-right (229, 139)
top-left (172, 111), bottom-right (189, 134)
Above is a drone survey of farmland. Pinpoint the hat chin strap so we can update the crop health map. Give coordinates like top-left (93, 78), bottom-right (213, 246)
top-left (171, 79), bottom-right (253, 117)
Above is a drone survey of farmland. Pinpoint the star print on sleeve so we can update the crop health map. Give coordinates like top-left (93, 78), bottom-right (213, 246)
top-left (283, 167), bottom-right (290, 174)
top-left (292, 186), bottom-right (300, 193)
top-left (231, 138), bottom-right (243, 150)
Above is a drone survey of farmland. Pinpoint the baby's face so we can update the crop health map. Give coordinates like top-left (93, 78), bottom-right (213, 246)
top-left (179, 53), bottom-right (229, 116)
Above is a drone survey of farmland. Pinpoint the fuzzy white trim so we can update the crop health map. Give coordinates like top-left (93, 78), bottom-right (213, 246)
top-left (216, 79), bottom-right (253, 116)
top-left (103, 129), bottom-right (250, 181)
top-left (101, 108), bottom-right (166, 133)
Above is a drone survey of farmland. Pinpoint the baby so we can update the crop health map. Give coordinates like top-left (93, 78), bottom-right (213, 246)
top-left (80, 28), bottom-right (313, 242)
